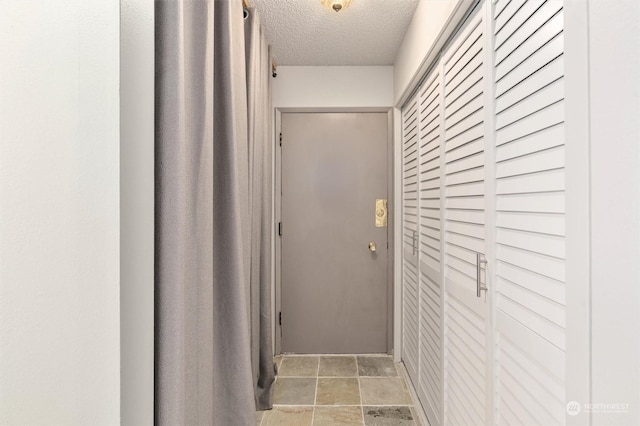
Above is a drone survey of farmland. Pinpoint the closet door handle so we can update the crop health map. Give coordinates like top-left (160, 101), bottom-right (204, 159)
top-left (476, 252), bottom-right (488, 298)
top-left (412, 230), bottom-right (417, 256)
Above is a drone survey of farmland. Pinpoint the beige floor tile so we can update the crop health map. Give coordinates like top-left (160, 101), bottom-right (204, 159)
top-left (357, 356), bottom-right (397, 377)
top-left (359, 378), bottom-right (412, 405)
top-left (262, 406), bottom-right (314, 426)
top-left (313, 406), bottom-right (364, 426)
top-left (318, 356), bottom-right (358, 377)
top-left (256, 410), bottom-right (265, 425)
top-left (273, 378), bottom-right (317, 405)
top-left (316, 378), bottom-right (361, 405)
top-left (279, 356), bottom-right (319, 377)
top-left (362, 406), bottom-right (415, 425)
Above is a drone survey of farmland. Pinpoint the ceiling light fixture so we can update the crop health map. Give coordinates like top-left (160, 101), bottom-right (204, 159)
top-left (322, 0), bottom-right (352, 12)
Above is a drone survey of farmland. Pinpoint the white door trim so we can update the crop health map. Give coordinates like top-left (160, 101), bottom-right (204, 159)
top-left (564, 2), bottom-right (592, 424)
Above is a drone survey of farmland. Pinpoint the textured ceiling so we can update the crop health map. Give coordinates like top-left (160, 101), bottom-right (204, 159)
top-left (250, 0), bottom-right (420, 66)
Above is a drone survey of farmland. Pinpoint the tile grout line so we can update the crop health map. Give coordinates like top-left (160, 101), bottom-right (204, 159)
top-left (357, 356), bottom-right (366, 426)
top-left (310, 355), bottom-right (320, 426)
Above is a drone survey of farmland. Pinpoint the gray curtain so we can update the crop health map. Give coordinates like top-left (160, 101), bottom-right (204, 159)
top-left (155, 0), bottom-right (274, 424)
top-left (244, 6), bottom-right (276, 411)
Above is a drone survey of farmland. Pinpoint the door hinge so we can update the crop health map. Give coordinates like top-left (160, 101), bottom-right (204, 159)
top-left (278, 222), bottom-right (282, 236)
top-left (279, 312), bottom-right (282, 326)
top-left (279, 132), bottom-right (282, 146)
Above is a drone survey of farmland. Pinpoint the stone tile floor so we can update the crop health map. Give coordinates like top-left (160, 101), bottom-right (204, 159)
top-left (256, 355), bottom-right (422, 426)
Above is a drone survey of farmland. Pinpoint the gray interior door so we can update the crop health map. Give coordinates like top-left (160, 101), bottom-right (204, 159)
top-left (281, 112), bottom-right (389, 354)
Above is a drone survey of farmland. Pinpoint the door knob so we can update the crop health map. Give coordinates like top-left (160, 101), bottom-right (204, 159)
top-left (368, 242), bottom-right (377, 252)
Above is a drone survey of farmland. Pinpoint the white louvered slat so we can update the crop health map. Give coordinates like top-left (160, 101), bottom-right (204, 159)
top-left (495, 34), bottom-right (564, 98)
top-left (403, 259), bottom-right (419, 382)
top-left (496, 210), bottom-right (565, 236)
top-left (497, 258), bottom-right (564, 303)
top-left (498, 277), bottom-right (565, 326)
top-left (402, 93), bottom-right (420, 390)
top-left (496, 55), bottom-right (563, 114)
top-left (498, 244), bottom-right (565, 282)
top-left (446, 167), bottom-right (484, 187)
top-left (446, 138), bottom-right (484, 163)
top-left (496, 1), bottom-right (541, 47)
top-left (494, 0), bottom-right (522, 34)
top-left (446, 20), bottom-right (483, 83)
top-left (446, 69), bottom-right (484, 116)
top-left (446, 208), bottom-right (485, 225)
top-left (418, 272), bottom-right (441, 423)
top-left (417, 68), bottom-right (443, 426)
top-left (446, 77), bottom-right (483, 118)
top-left (446, 241), bottom-right (481, 265)
top-left (447, 98), bottom-right (484, 128)
top-left (495, 10), bottom-right (563, 80)
top-left (495, 79), bottom-right (564, 130)
top-left (495, 0), bottom-right (562, 57)
top-left (446, 230), bottom-right (484, 255)
top-left (496, 145), bottom-right (564, 179)
top-left (446, 151), bottom-right (485, 175)
top-left (494, 0), bottom-right (511, 19)
top-left (496, 228), bottom-right (564, 258)
top-left (443, 9), bottom-right (488, 426)
top-left (496, 191), bottom-right (564, 214)
top-left (445, 294), bottom-right (487, 424)
top-left (495, 122), bottom-right (563, 161)
top-left (496, 168), bottom-right (565, 195)
top-left (493, 2), bottom-right (567, 425)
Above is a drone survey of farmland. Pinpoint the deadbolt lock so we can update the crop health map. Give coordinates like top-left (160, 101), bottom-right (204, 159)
top-left (369, 242), bottom-right (377, 252)
top-left (375, 199), bottom-right (388, 227)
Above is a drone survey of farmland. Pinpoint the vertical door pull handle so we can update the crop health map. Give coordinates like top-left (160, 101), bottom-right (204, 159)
top-left (476, 252), bottom-right (488, 298)
top-left (412, 230), bottom-right (417, 255)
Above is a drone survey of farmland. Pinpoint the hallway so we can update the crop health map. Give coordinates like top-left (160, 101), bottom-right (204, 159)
top-left (1, 0), bottom-right (639, 424)
top-left (257, 355), bottom-right (421, 425)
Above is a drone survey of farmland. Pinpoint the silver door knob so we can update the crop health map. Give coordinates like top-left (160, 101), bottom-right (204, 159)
top-left (368, 242), bottom-right (376, 252)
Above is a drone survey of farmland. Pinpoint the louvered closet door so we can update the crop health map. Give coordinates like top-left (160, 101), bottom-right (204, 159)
top-left (416, 68), bottom-right (443, 426)
top-left (442, 10), bottom-right (491, 426)
top-left (492, 0), bottom-right (567, 424)
top-left (402, 93), bottom-right (420, 385)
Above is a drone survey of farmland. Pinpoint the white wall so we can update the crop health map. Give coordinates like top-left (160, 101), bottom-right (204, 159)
top-left (588, 0), bottom-right (640, 424)
top-left (393, 0), bottom-right (471, 105)
top-left (120, 1), bottom-right (155, 425)
top-left (273, 66), bottom-right (394, 108)
top-left (0, 1), bottom-right (121, 424)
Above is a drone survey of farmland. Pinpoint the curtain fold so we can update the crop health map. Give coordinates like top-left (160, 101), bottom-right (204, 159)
top-left (155, 0), bottom-right (273, 424)
top-left (244, 6), bottom-right (276, 411)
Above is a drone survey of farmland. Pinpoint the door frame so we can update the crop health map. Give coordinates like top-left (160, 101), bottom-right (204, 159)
top-left (274, 107), bottom-right (395, 355)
